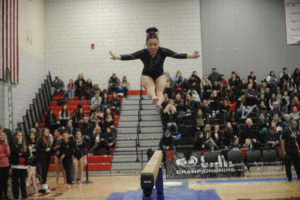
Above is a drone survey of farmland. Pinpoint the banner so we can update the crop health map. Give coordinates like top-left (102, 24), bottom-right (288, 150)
top-left (0, 0), bottom-right (19, 83)
top-left (285, 0), bottom-right (300, 45)
top-left (167, 151), bottom-right (243, 179)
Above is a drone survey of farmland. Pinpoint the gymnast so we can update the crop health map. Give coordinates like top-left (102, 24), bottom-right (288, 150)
top-left (109, 27), bottom-right (200, 111)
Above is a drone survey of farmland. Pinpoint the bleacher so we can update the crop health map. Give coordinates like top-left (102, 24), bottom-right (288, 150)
top-left (41, 92), bottom-right (122, 172)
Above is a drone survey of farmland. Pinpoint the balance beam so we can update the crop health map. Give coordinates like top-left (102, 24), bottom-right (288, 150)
top-left (141, 150), bottom-right (163, 199)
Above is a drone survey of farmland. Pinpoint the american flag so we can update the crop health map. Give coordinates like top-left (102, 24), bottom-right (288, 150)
top-left (0, 0), bottom-right (19, 84)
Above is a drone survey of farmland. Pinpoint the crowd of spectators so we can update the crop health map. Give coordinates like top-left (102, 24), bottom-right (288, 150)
top-left (159, 67), bottom-right (300, 153)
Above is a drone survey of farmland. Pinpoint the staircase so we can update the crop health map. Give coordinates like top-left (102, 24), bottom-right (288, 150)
top-left (111, 95), bottom-right (163, 175)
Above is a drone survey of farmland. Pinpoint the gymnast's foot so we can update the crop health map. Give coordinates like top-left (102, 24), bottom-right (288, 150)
top-left (152, 96), bottom-right (159, 105)
top-left (155, 104), bottom-right (162, 112)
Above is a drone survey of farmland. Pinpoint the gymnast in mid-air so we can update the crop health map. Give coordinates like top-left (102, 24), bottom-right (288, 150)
top-left (109, 27), bottom-right (200, 111)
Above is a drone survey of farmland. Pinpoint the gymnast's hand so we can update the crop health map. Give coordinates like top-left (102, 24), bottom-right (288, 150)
top-left (109, 51), bottom-right (121, 60)
top-left (187, 50), bottom-right (200, 59)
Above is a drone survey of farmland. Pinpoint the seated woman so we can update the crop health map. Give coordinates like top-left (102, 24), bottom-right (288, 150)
top-left (66, 79), bottom-right (76, 100)
top-left (121, 76), bottom-right (130, 98)
top-left (210, 90), bottom-right (220, 118)
top-left (174, 70), bottom-right (183, 90)
top-left (104, 115), bottom-right (115, 131)
top-left (91, 127), bottom-right (113, 155)
top-left (110, 92), bottom-right (121, 115)
top-left (45, 109), bottom-right (57, 133)
top-left (59, 105), bottom-right (70, 127)
top-left (194, 109), bottom-right (205, 132)
top-left (85, 78), bottom-right (93, 100)
top-left (101, 92), bottom-right (110, 112)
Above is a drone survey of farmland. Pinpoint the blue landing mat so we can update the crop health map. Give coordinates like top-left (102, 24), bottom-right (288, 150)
top-left (106, 189), bottom-right (221, 200)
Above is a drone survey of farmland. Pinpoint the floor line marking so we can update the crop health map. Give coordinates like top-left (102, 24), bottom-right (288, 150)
top-left (282, 184), bottom-right (300, 195)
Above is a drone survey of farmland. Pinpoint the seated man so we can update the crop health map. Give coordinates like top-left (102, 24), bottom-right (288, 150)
top-left (266, 123), bottom-right (280, 149)
top-left (159, 130), bottom-right (175, 151)
top-left (110, 92), bottom-right (121, 115)
top-left (108, 73), bottom-right (120, 94)
top-left (51, 76), bottom-right (65, 96)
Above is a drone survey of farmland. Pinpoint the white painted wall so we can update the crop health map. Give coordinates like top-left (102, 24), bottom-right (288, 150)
top-left (0, 0), bottom-right (47, 129)
top-left (45, 0), bottom-right (203, 90)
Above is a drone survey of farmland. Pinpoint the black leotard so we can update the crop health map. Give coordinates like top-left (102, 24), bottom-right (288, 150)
top-left (74, 138), bottom-right (86, 160)
top-left (121, 47), bottom-right (187, 81)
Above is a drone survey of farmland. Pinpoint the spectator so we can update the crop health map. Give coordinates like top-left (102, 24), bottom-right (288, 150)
top-left (292, 68), bottom-right (300, 89)
top-left (181, 78), bottom-right (190, 94)
top-left (10, 131), bottom-right (29, 200)
top-left (271, 113), bottom-right (283, 134)
top-left (76, 79), bottom-right (88, 100)
top-left (91, 112), bottom-right (104, 130)
top-left (45, 109), bottom-right (57, 133)
top-left (0, 125), bottom-right (13, 145)
top-left (91, 127), bottom-right (102, 148)
top-left (266, 71), bottom-right (277, 91)
top-left (270, 102), bottom-right (282, 121)
top-left (121, 76), bottom-right (130, 97)
top-left (165, 103), bottom-right (178, 133)
top-left (101, 92), bottom-right (110, 112)
top-left (291, 96), bottom-right (300, 112)
top-left (281, 120), bottom-right (300, 182)
top-left (91, 83), bottom-right (101, 97)
top-left (266, 123), bottom-right (280, 149)
top-left (188, 87), bottom-right (201, 103)
top-left (117, 82), bottom-right (126, 97)
top-left (104, 115), bottom-right (115, 130)
top-left (161, 93), bottom-right (169, 109)
top-left (27, 132), bottom-right (38, 194)
top-left (194, 132), bottom-right (206, 150)
top-left (174, 70), bottom-right (183, 89)
top-left (185, 93), bottom-right (196, 113)
top-left (256, 113), bottom-right (269, 144)
top-left (195, 109), bottom-right (205, 132)
top-left (72, 107), bottom-right (85, 128)
top-left (85, 78), bottom-right (93, 99)
top-left (91, 128), bottom-right (111, 155)
top-left (228, 72), bottom-right (240, 89)
top-left (51, 76), bottom-right (65, 96)
top-left (174, 93), bottom-right (185, 114)
top-left (289, 106), bottom-right (299, 122)
top-left (229, 136), bottom-right (241, 151)
top-left (66, 79), bottom-right (76, 100)
top-left (36, 128), bottom-right (52, 192)
top-left (257, 101), bottom-right (268, 119)
top-left (75, 73), bottom-right (86, 93)
top-left (108, 73), bottom-right (120, 94)
top-left (200, 77), bottom-right (212, 100)
top-left (212, 125), bottom-right (223, 149)
top-left (0, 132), bottom-right (10, 200)
top-left (77, 117), bottom-right (92, 137)
top-left (210, 90), bottom-right (220, 118)
top-left (91, 92), bottom-right (102, 108)
top-left (60, 131), bottom-right (75, 189)
top-left (208, 68), bottom-right (221, 84)
top-left (59, 104), bottom-right (70, 127)
top-left (159, 130), bottom-right (175, 151)
top-left (224, 122), bottom-right (237, 147)
top-left (279, 67), bottom-right (290, 85)
top-left (110, 92), bottom-right (121, 115)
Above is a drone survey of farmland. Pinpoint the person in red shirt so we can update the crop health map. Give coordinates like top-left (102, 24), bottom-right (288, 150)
top-left (0, 132), bottom-right (10, 200)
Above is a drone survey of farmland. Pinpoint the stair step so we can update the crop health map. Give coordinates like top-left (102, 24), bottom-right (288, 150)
top-left (115, 140), bottom-right (160, 148)
top-left (122, 99), bottom-right (153, 105)
top-left (111, 162), bottom-right (144, 170)
top-left (118, 121), bottom-right (162, 128)
top-left (121, 110), bottom-right (158, 116)
top-left (114, 146), bottom-right (159, 152)
top-left (119, 115), bottom-right (160, 122)
top-left (118, 127), bottom-right (163, 134)
top-left (112, 155), bottom-right (148, 162)
top-left (125, 95), bottom-right (149, 100)
top-left (121, 104), bottom-right (155, 111)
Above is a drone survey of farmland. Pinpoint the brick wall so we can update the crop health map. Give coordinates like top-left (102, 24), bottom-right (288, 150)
top-left (45, 0), bottom-right (203, 90)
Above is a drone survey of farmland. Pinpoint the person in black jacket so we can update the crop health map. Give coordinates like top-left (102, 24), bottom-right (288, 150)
top-left (60, 131), bottom-right (75, 188)
top-left (45, 109), bottom-right (57, 133)
top-left (36, 128), bottom-right (52, 192)
top-left (10, 131), bottom-right (29, 200)
top-left (110, 92), bottom-right (121, 115)
top-left (159, 130), bottom-right (175, 151)
top-left (281, 120), bottom-right (300, 182)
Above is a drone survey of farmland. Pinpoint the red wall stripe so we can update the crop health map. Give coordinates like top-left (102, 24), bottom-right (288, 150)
top-left (9, 0), bottom-right (12, 81)
top-left (16, 0), bottom-right (18, 83)
top-left (2, 0), bottom-right (5, 80)
top-left (13, 0), bottom-right (15, 83)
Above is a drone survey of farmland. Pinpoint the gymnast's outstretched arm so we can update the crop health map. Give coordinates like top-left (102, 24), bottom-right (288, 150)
top-left (110, 50), bottom-right (144, 60)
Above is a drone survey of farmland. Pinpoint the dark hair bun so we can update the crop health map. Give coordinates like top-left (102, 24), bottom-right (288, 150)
top-left (146, 27), bottom-right (158, 35)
